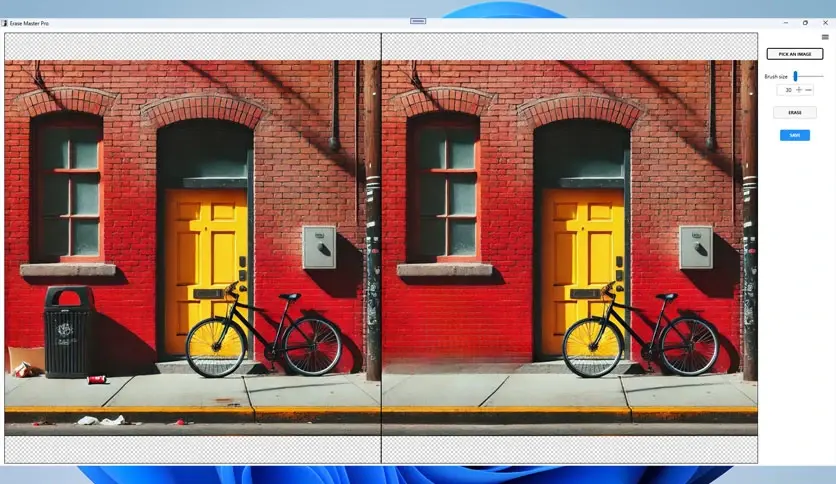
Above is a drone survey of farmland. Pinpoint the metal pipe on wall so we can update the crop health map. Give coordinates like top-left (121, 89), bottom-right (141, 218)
top-left (731, 61), bottom-right (736, 227)
top-left (706, 60), bottom-right (716, 152)
top-left (329, 60), bottom-right (341, 152)
top-left (355, 61), bottom-right (360, 225)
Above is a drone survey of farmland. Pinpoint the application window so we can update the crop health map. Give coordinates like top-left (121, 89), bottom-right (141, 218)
top-left (0, 16), bottom-right (834, 468)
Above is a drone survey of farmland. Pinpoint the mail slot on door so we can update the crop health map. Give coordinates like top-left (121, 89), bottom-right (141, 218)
top-left (302, 226), bottom-right (337, 269)
top-left (679, 225), bottom-right (714, 270)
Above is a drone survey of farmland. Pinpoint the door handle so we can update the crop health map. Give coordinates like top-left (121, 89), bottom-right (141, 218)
top-left (616, 285), bottom-right (624, 292)
top-left (239, 285), bottom-right (248, 292)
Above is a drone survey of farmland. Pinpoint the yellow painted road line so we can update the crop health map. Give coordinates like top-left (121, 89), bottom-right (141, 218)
top-left (380, 406), bottom-right (630, 413)
top-left (6, 406), bottom-right (253, 414)
top-left (252, 406), bottom-right (380, 413)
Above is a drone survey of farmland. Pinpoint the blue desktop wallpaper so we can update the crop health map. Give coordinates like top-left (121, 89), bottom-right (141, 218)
top-left (1, 466), bottom-right (836, 483)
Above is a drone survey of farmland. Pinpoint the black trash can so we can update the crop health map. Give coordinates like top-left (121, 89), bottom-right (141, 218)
top-left (44, 286), bottom-right (95, 379)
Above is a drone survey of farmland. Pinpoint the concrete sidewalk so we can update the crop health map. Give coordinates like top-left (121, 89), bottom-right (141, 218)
top-left (4, 371), bottom-right (757, 425)
top-left (5, 373), bottom-right (381, 424)
top-left (380, 372), bottom-right (757, 425)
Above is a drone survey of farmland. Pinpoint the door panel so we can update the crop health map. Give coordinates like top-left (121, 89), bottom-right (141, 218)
top-left (541, 189), bottom-right (625, 356)
top-left (164, 189), bottom-right (248, 356)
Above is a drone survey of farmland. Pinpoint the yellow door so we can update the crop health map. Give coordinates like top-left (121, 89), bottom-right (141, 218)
top-left (163, 189), bottom-right (249, 356)
top-left (541, 189), bottom-right (625, 356)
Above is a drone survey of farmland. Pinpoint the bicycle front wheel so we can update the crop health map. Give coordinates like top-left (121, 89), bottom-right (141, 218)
top-left (562, 317), bottom-right (625, 378)
top-left (659, 316), bottom-right (720, 376)
top-left (185, 317), bottom-right (247, 378)
top-left (282, 317), bottom-right (343, 376)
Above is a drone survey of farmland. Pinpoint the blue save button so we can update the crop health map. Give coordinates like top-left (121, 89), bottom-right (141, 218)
top-left (780, 129), bottom-right (811, 141)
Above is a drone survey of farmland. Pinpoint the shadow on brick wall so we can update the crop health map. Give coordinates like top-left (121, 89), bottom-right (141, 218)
top-left (675, 309), bottom-right (741, 374)
top-left (305, 233), bottom-right (363, 299)
top-left (93, 313), bottom-right (159, 376)
top-left (683, 233), bottom-right (740, 299)
top-left (298, 309), bottom-right (364, 374)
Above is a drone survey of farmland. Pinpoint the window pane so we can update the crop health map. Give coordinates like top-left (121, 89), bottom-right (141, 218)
top-left (71, 219), bottom-right (99, 256)
top-left (449, 219), bottom-right (476, 256)
top-left (42, 218), bottom-right (69, 257)
top-left (40, 127), bottom-right (69, 169)
top-left (70, 128), bottom-right (100, 169)
top-left (42, 174), bottom-right (69, 216)
top-left (71, 175), bottom-right (100, 215)
top-left (448, 174), bottom-right (477, 216)
top-left (448, 128), bottom-right (476, 169)
top-left (417, 128), bottom-right (445, 169)
top-left (419, 174), bottom-right (446, 216)
top-left (418, 217), bottom-right (446, 257)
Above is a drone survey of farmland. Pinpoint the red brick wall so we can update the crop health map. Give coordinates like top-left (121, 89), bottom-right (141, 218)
top-left (4, 60), bottom-right (366, 374)
top-left (380, 61), bottom-right (744, 372)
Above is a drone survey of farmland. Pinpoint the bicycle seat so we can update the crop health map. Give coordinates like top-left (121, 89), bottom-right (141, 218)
top-left (279, 293), bottom-right (301, 302)
top-left (655, 293), bottom-right (678, 301)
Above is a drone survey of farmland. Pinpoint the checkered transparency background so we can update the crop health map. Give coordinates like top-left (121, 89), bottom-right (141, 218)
top-left (381, 436), bottom-right (757, 464)
top-left (3, 32), bottom-right (757, 61)
top-left (381, 32), bottom-right (758, 59)
top-left (4, 435), bottom-right (756, 464)
top-left (4, 436), bottom-right (383, 464)
top-left (3, 33), bottom-right (381, 60)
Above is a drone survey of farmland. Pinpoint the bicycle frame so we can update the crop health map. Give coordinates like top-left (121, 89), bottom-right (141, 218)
top-left (594, 292), bottom-right (689, 353)
top-left (216, 295), bottom-right (313, 354)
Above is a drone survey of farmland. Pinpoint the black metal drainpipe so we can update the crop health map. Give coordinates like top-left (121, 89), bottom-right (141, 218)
top-left (329, 60), bottom-right (341, 152)
top-left (355, 61), bottom-right (360, 224)
top-left (731, 61), bottom-right (736, 226)
top-left (706, 60), bottom-right (716, 152)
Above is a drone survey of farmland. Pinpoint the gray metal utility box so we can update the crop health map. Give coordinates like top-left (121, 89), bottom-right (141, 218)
top-left (679, 225), bottom-right (714, 270)
top-left (302, 226), bottom-right (337, 269)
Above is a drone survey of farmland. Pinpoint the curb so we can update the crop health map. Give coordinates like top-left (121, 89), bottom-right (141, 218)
top-left (630, 406), bottom-right (758, 424)
top-left (380, 406), bottom-right (757, 425)
top-left (381, 406), bottom-right (632, 424)
top-left (5, 406), bottom-right (757, 425)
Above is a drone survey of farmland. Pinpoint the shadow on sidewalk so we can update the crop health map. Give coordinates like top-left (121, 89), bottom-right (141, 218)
top-left (246, 381), bottom-right (353, 393)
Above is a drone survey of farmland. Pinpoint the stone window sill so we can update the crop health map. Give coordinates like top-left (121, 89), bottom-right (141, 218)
top-left (20, 263), bottom-right (118, 278)
top-left (396, 263), bottom-right (494, 278)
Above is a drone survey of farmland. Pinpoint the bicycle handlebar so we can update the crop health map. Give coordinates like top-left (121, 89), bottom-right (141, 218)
top-left (601, 281), bottom-right (616, 299)
top-left (224, 282), bottom-right (239, 298)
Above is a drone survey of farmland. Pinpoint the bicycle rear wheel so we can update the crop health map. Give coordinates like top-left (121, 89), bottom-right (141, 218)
top-left (659, 316), bottom-right (720, 376)
top-left (282, 317), bottom-right (343, 376)
top-left (185, 317), bottom-right (247, 378)
top-left (562, 317), bottom-right (625, 378)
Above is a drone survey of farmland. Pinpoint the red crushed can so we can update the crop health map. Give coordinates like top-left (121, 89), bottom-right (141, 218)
top-left (88, 375), bottom-right (107, 384)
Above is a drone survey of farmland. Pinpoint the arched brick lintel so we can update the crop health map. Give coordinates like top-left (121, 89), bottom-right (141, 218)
top-left (392, 86), bottom-right (496, 118)
top-left (14, 86), bottom-right (119, 118)
top-left (519, 94), bottom-right (645, 131)
top-left (140, 93), bottom-right (267, 130)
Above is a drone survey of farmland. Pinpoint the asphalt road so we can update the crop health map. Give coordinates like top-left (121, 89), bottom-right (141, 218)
top-left (5, 423), bottom-right (757, 436)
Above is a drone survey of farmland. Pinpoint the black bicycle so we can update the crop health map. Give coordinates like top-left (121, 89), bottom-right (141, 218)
top-left (562, 281), bottom-right (720, 378)
top-left (185, 282), bottom-right (343, 379)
